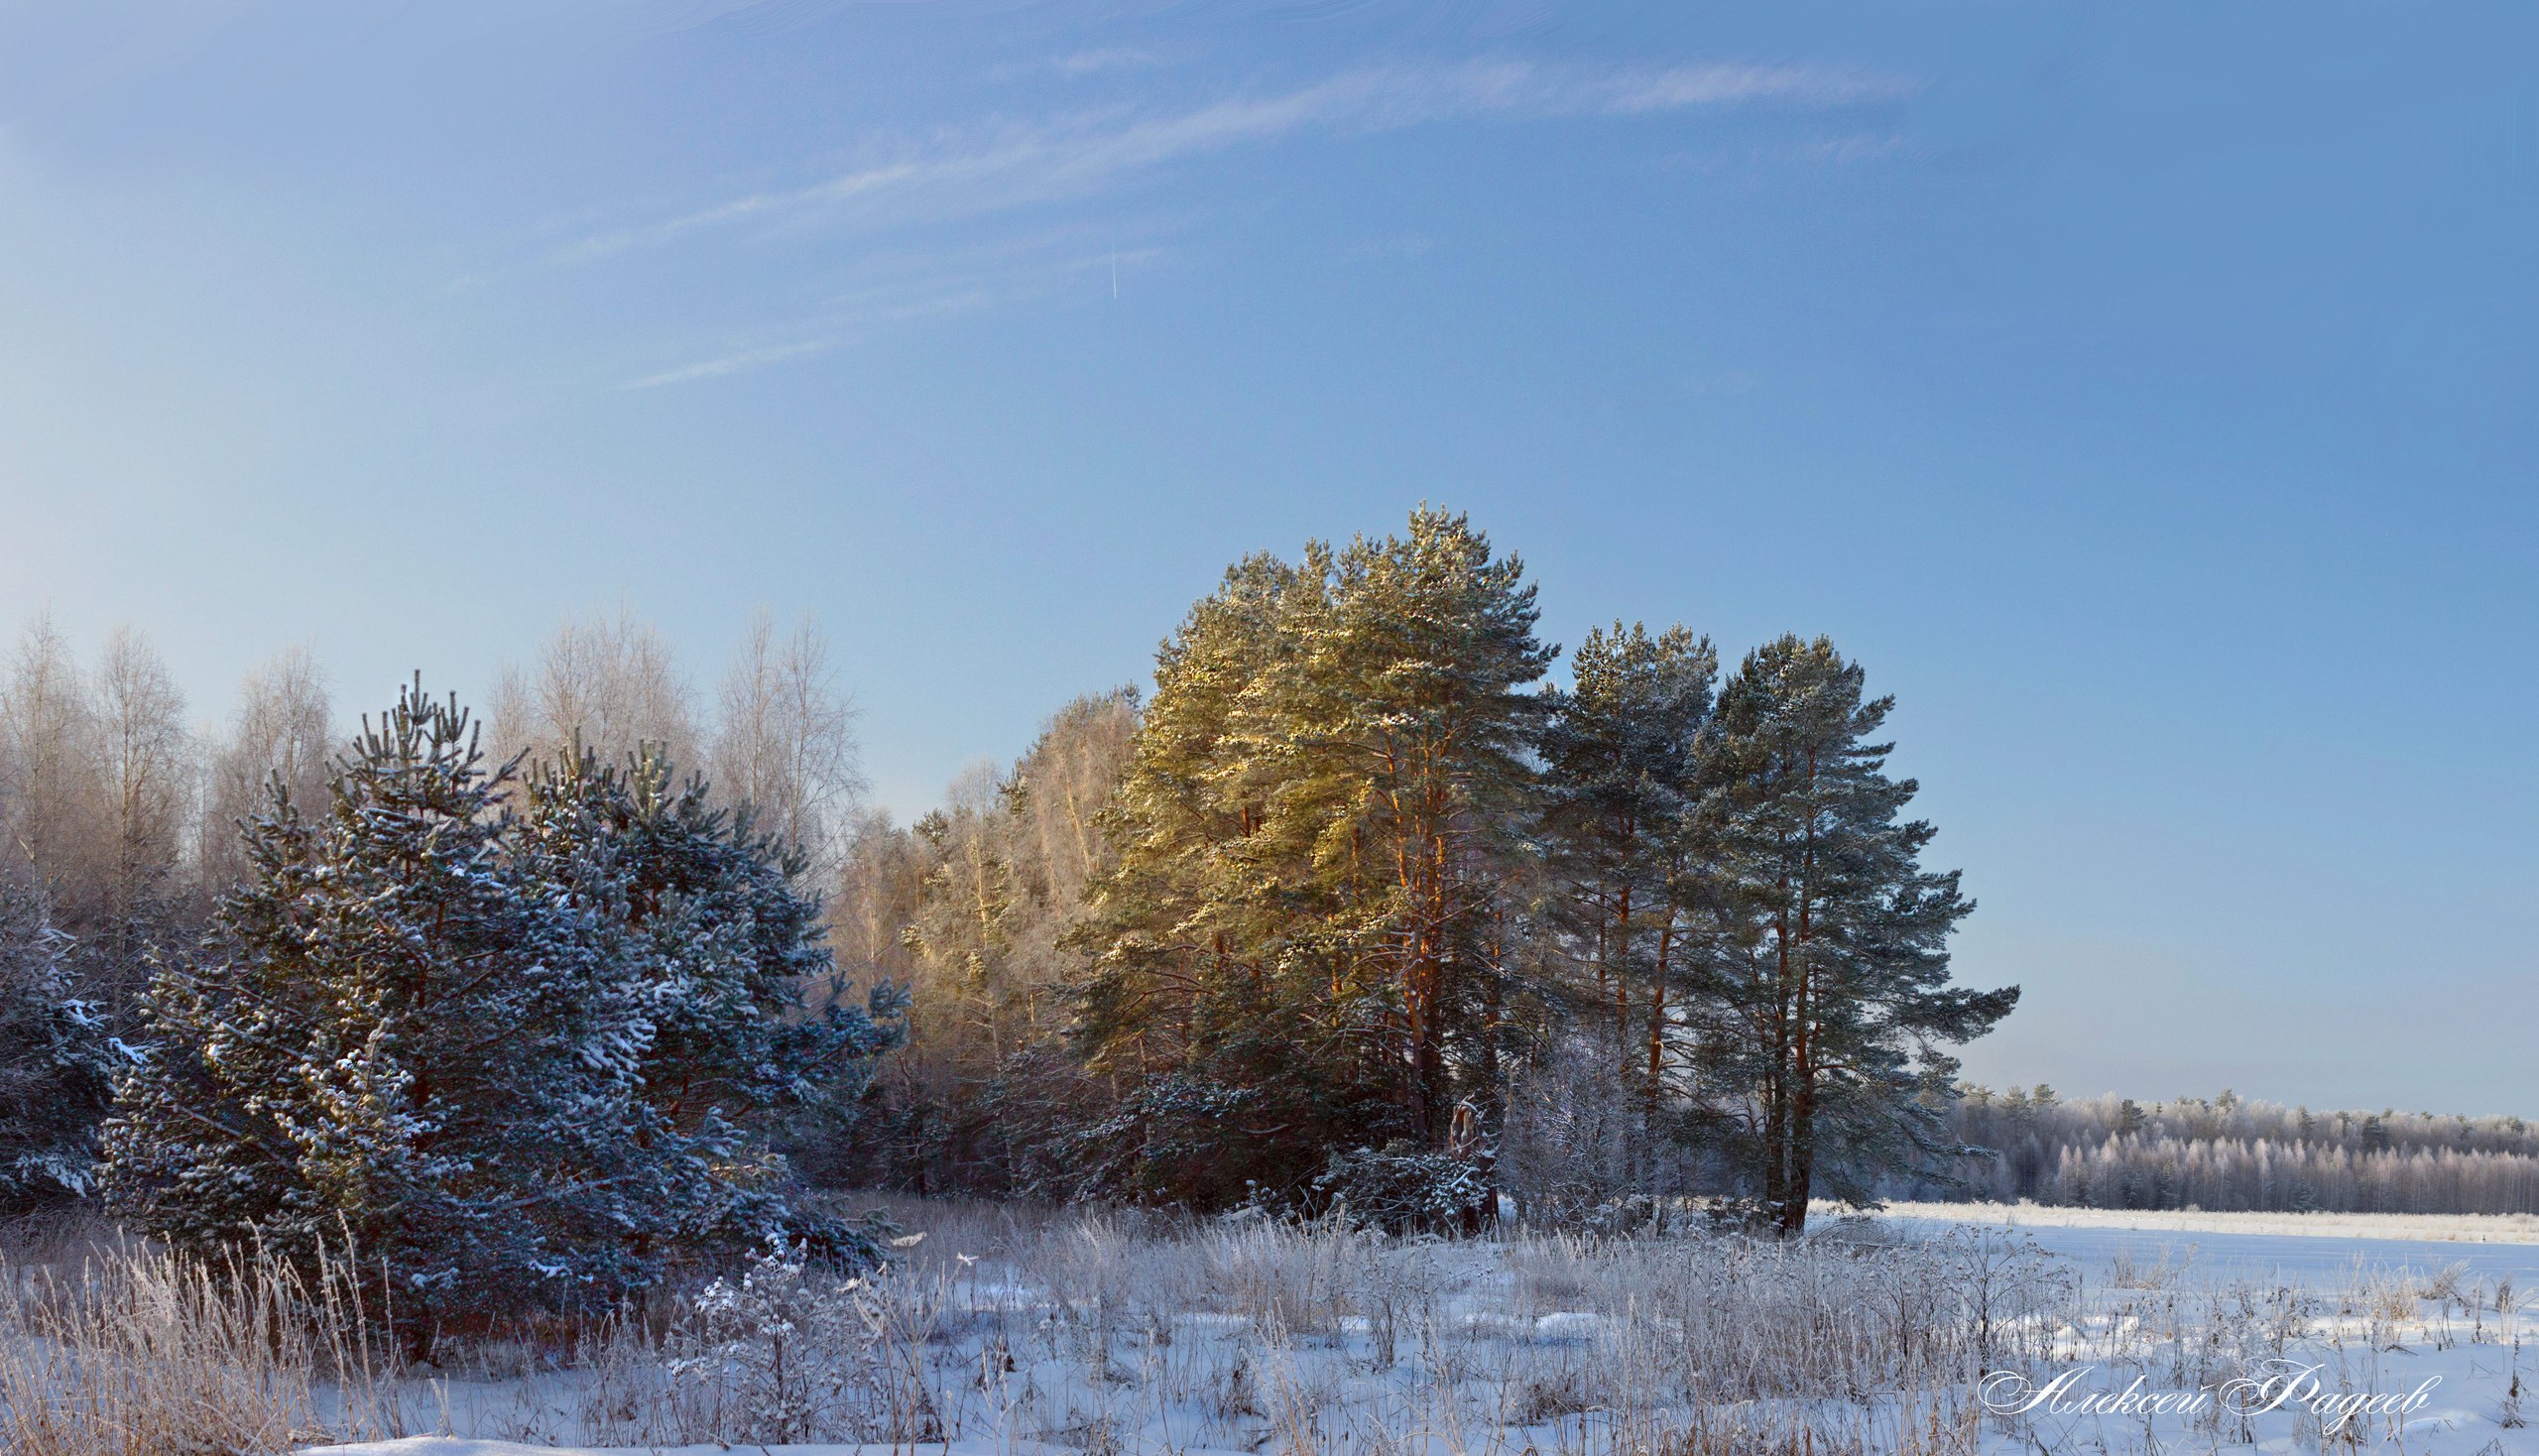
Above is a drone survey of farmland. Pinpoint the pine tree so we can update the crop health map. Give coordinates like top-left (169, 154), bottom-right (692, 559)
top-left (1535, 623), bottom-right (1715, 1176)
top-left (103, 679), bottom-right (900, 1347)
top-left (1683, 636), bottom-right (2014, 1234)
top-left (0, 879), bottom-right (115, 1208)
top-left (1067, 551), bottom-right (1367, 1207)
top-left (1068, 511), bottom-right (1553, 1213)
top-left (510, 744), bottom-right (905, 1285)
top-left (105, 682), bottom-right (578, 1339)
top-left (1293, 510), bottom-right (1555, 1147)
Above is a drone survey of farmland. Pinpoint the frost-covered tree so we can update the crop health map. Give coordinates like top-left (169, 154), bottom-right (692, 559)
top-left (837, 690), bottom-right (1137, 1197)
top-left (0, 879), bottom-right (114, 1208)
top-left (512, 740), bottom-right (905, 1270)
top-left (89, 627), bottom-right (192, 978)
top-left (104, 678), bottom-right (900, 1347)
top-left (0, 614), bottom-right (106, 916)
top-left (707, 609), bottom-right (864, 881)
top-left (488, 606), bottom-right (699, 775)
top-left (198, 644), bottom-right (333, 893)
top-left (1920, 1087), bottom-right (2539, 1215)
top-left (103, 681), bottom-right (558, 1337)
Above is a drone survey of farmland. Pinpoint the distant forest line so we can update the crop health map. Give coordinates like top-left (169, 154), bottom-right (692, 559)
top-left (1909, 1087), bottom-right (2539, 1217)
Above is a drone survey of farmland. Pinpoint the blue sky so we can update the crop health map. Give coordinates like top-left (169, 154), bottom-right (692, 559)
top-left (2, 2), bottom-right (2534, 1112)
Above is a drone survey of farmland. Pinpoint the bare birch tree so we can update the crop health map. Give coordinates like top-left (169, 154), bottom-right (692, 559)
top-left (0, 615), bottom-right (104, 913)
top-left (488, 606), bottom-right (698, 775)
top-left (707, 609), bottom-right (863, 877)
top-left (89, 627), bottom-right (191, 942)
top-left (198, 644), bottom-right (333, 891)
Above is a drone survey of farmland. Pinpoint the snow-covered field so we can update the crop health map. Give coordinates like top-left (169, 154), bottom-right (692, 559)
top-left (303, 1446), bottom-right (907, 1456)
top-left (280, 1203), bottom-right (2539, 1456)
top-left (1889, 1199), bottom-right (2539, 1293)
top-left (19, 1199), bottom-right (2539, 1455)
top-left (1882, 1199), bottom-right (2539, 1246)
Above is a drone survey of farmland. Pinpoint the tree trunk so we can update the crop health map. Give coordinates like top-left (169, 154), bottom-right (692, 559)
top-left (1780, 1075), bottom-right (1816, 1235)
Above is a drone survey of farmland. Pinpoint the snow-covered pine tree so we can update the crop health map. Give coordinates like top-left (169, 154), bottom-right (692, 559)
top-left (511, 744), bottom-right (904, 1282)
top-left (103, 681), bottom-right (594, 1341)
top-left (103, 678), bottom-right (900, 1347)
top-left (0, 879), bottom-right (115, 1208)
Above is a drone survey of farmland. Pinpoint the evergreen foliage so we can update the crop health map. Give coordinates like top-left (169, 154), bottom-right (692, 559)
top-left (101, 679), bottom-right (900, 1340)
top-left (0, 879), bottom-right (115, 1207)
top-left (14, 510), bottom-right (2041, 1243)
top-left (1682, 636), bottom-right (2015, 1231)
top-left (1046, 533), bottom-right (2015, 1232)
top-left (1533, 623), bottom-right (1717, 1179)
top-left (1067, 510), bottom-right (1552, 1212)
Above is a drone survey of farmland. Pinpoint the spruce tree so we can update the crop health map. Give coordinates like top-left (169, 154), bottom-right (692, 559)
top-left (1684, 636), bottom-right (2015, 1234)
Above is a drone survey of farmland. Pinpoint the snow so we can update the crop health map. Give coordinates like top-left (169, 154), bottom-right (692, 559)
top-left (1888, 1204), bottom-right (2539, 1452)
top-left (302, 1443), bottom-right (999, 1456)
top-left (1901, 1211), bottom-right (2539, 1288)
top-left (272, 1208), bottom-right (2539, 1455)
top-left (1874, 1198), bottom-right (2539, 1245)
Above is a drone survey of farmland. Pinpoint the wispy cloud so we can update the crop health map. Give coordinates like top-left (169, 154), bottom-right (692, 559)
top-left (564, 58), bottom-right (1911, 263)
top-left (992, 47), bottom-right (1174, 79)
top-left (625, 336), bottom-right (841, 390)
top-left (982, 46), bottom-right (1177, 83)
top-left (621, 231), bottom-right (1172, 388)
top-left (1791, 133), bottom-right (1919, 165)
top-left (1348, 233), bottom-right (1437, 260)
top-left (1053, 48), bottom-right (1168, 76)
top-left (597, 57), bottom-right (1910, 388)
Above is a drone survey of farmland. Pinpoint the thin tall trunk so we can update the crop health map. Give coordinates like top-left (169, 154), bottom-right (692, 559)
top-left (1614, 880), bottom-right (1633, 1071)
top-left (1645, 906), bottom-right (1671, 1136)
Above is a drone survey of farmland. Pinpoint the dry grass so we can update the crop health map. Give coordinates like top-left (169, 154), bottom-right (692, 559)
top-left (0, 1228), bottom-right (413, 1456)
top-left (1, 1198), bottom-right (2518, 1455)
